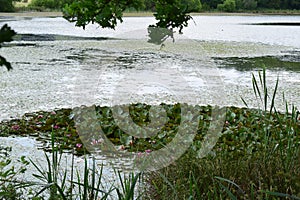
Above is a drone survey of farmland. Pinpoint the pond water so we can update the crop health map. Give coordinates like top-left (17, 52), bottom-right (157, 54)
top-left (2, 15), bottom-right (300, 47)
top-left (0, 15), bottom-right (299, 121)
top-left (0, 15), bottom-right (299, 195)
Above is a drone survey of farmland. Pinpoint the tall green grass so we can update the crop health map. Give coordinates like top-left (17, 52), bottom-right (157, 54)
top-left (28, 132), bottom-right (143, 199)
top-left (0, 146), bottom-right (30, 199)
top-left (0, 131), bottom-right (142, 200)
top-left (145, 68), bottom-right (300, 199)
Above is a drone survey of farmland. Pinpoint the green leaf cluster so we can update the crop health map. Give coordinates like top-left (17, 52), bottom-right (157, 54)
top-left (217, 0), bottom-right (236, 12)
top-left (63, 0), bottom-right (203, 44)
top-left (0, 24), bottom-right (16, 71)
top-left (0, 0), bottom-right (14, 12)
top-left (63, 0), bottom-right (144, 29)
top-left (153, 0), bottom-right (194, 33)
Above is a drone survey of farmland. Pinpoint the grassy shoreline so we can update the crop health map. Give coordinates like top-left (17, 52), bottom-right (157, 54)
top-left (0, 10), bottom-right (300, 18)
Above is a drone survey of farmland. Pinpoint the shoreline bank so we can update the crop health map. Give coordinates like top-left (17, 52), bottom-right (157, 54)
top-left (0, 11), bottom-right (300, 18)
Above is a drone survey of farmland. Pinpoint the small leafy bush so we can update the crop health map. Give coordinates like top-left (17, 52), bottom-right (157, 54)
top-left (28, 0), bottom-right (72, 10)
top-left (29, 0), bottom-right (56, 9)
top-left (0, 0), bottom-right (14, 12)
top-left (217, 0), bottom-right (237, 12)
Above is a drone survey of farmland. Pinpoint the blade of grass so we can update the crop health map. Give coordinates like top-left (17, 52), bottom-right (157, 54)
top-left (191, 172), bottom-right (201, 198)
top-left (95, 163), bottom-right (103, 199)
top-left (91, 156), bottom-right (96, 199)
top-left (240, 97), bottom-right (249, 108)
top-left (157, 171), bottom-right (178, 199)
top-left (29, 157), bottom-right (47, 180)
top-left (33, 183), bottom-right (55, 198)
top-left (263, 68), bottom-right (268, 111)
top-left (260, 190), bottom-right (300, 200)
top-left (125, 173), bottom-right (140, 200)
top-left (117, 170), bottom-right (125, 194)
top-left (83, 157), bottom-right (88, 200)
top-left (252, 73), bottom-right (261, 101)
top-left (76, 169), bottom-right (82, 198)
top-left (54, 182), bottom-right (68, 200)
top-left (44, 152), bottom-right (52, 184)
top-left (217, 182), bottom-right (237, 200)
top-left (215, 176), bottom-right (245, 194)
top-left (270, 76), bottom-right (279, 113)
top-left (189, 171), bottom-right (193, 198)
top-left (69, 149), bottom-right (75, 200)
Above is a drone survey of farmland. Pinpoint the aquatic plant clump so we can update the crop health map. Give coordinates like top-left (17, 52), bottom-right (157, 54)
top-left (0, 103), bottom-right (298, 156)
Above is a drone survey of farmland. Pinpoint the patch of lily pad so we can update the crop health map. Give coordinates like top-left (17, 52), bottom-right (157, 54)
top-left (0, 103), bottom-right (299, 157)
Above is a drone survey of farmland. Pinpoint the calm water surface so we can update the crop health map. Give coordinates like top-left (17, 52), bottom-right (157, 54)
top-left (3, 15), bottom-right (300, 47)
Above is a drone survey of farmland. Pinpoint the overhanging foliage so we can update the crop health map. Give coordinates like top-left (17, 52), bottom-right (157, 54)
top-left (63, 0), bottom-right (201, 44)
top-left (0, 24), bottom-right (16, 71)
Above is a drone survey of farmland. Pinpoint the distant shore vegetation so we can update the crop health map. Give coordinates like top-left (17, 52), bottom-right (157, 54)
top-left (1, 0), bottom-right (299, 13)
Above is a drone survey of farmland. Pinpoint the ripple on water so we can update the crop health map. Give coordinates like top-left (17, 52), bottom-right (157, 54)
top-left (0, 39), bottom-right (299, 120)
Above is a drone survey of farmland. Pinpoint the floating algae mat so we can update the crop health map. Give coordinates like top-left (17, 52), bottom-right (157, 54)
top-left (214, 51), bottom-right (300, 72)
